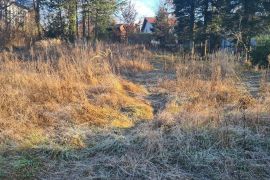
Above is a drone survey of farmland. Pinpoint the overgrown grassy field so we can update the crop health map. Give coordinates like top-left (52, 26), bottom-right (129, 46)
top-left (0, 41), bottom-right (269, 179)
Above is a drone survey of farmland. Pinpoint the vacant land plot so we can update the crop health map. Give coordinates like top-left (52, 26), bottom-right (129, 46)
top-left (0, 43), bottom-right (270, 179)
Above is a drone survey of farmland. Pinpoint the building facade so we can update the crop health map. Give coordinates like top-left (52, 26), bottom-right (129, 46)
top-left (141, 17), bottom-right (156, 33)
top-left (0, 1), bottom-right (30, 30)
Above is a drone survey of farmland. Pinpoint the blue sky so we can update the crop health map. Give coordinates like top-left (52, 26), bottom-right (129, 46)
top-left (132, 0), bottom-right (159, 19)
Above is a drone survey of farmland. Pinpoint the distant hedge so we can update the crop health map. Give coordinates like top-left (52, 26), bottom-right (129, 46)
top-left (128, 33), bottom-right (154, 45)
top-left (251, 35), bottom-right (270, 67)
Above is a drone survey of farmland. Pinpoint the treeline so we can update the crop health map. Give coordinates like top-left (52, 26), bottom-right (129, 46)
top-left (12, 0), bottom-right (123, 41)
top-left (1, 0), bottom-right (270, 64)
top-left (173, 0), bottom-right (270, 59)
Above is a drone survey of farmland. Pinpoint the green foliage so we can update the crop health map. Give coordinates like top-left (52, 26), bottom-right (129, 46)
top-left (86, 0), bottom-right (118, 40)
top-left (41, 0), bottom-right (118, 40)
top-left (173, 0), bottom-right (270, 53)
top-left (173, 0), bottom-right (198, 41)
top-left (0, 154), bottom-right (42, 179)
top-left (251, 35), bottom-right (270, 67)
top-left (43, 0), bottom-right (68, 38)
top-left (67, 0), bottom-right (77, 42)
top-left (154, 6), bottom-right (176, 46)
top-left (223, 0), bottom-right (270, 49)
top-left (12, 156), bottom-right (41, 179)
top-left (45, 13), bottom-right (66, 38)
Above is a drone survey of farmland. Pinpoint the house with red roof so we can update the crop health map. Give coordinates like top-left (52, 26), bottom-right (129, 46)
top-left (141, 17), bottom-right (176, 34)
top-left (141, 17), bottom-right (156, 33)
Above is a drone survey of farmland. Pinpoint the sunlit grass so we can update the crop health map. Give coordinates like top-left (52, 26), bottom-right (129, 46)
top-left (0, 42), bottom-right (269, 179)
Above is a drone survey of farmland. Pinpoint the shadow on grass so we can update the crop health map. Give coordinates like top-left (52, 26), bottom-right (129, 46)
top-left (1, 114), bottom-right (270, 180)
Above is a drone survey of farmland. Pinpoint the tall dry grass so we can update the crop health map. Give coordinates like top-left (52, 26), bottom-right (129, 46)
top-left (0, 44), bottom-right (270, 179)
top-left (0, 41), bottom-right (153, 149)
top-left (29, 50), bottom-right (270, 180)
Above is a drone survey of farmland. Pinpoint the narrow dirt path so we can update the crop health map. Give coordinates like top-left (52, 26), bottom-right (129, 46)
top-left (239, 71), bottom-right (270, 97)
top-left (39, 60), bottom-right (175, 179)
top-left (38, 59), bottom-right (270, 180)
top-left (128, 59), bottom-right (268, 112)
top-left (126, 59), bottom-right (175, 114)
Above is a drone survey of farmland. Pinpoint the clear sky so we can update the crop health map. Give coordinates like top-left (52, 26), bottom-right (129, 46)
top-left (131, 0), bottom-right (159, 20)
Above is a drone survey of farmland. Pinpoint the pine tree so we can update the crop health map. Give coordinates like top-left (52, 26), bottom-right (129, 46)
top-left (173, 0), bottom-right (270, 56)
top-left (154, 5), bottom-right (175, 46)
top-left (173, 0), bottom-right (198, 55)
top-left (198, 0), bottom-right (227, 53)
top-left (86, 0), bottom-right (117, 40)
top-left (67, 0), bottom-right (77, 42)
top-left (43, 0), bottom-right (67, 38)
top-left (223, 0), bottom-right (270, 60)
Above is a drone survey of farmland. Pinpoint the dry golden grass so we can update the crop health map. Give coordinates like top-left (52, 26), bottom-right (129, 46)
top-left (34, 39), bottom-right (62, 49)
top-left (117, 58), bottom-right (153, 74)
top-left (0, 45), bottom-right (270, 180)
top-left (158, 53), bottom-right (257, 123)
top-left (0, 43), bottom-right (153, 148)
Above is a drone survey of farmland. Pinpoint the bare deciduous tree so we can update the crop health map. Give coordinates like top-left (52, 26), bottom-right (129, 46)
top-left (120, 0), bottom-right (138, 24)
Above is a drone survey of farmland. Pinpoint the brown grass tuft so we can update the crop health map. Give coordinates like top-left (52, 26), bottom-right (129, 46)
top-left (117, 59), bottom-right (153, 74)
top-left (0, 43), bottom-right (153, 148)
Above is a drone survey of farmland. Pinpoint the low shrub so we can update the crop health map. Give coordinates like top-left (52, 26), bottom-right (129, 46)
top-left (251, 35), bottom-right (270, 67)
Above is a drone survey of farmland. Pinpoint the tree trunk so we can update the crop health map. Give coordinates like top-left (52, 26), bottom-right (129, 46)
top-left (191, 41), bottom-right (195, 59)
top-left (190, 0), bottom-right (196, 59)
top-left (87, 11), bottom-right (90, 40)
top-left (33, 0), bottom-right (41, 38)
top-left (82, 6), bottom-right (86, 39)
top-left (204, 39), bottom-right (208, 57)
top-left (203, 0), bottom-right (210, 56)
top-left (68, 0), bottom-right (77, 42)
top-left (76, 2), bottom-right (79, 38)
top-left (94, 10), bottom-right (98, 42)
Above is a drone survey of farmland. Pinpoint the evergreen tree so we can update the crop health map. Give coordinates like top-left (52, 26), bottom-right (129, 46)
top-left (67, 0), bottom-right (77, 42)
top-left (43, 0), bottom-right (67, 38)
top-left (41, 0), bottom-right (119, 41)
top-left (173, 0), bottom-right (270, 56)
top-left (86, 0), bottom-right (118, 40)
top-left (154, 5), bottom-right (175, 46)
top-left (223, 0), bottom-right (270, 60)
top-left (173, 0), bottom-right (199, 55)
top-left (198, 0), bottom-right (227, 53)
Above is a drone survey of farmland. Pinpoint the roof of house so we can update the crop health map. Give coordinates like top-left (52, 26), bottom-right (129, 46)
top-left (141, 17), bottom-right (154, 32)
top-left (144, 17), bottom-right (177, 25)
top-left (141, 17), bottom-right (177, 32)
top-left (145, 17), bottom-right (157, 24)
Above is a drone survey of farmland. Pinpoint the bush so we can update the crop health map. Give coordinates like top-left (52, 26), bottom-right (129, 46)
top-left (251, 35), bottom-right (270, 67)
